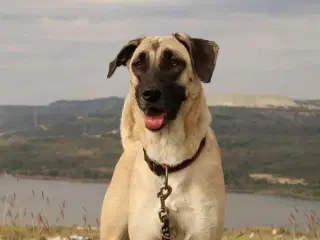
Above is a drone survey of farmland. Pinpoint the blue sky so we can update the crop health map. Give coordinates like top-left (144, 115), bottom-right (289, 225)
top-left (1, 0), bottom-right (319, 104)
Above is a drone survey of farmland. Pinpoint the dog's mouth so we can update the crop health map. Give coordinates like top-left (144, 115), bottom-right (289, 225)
top-left (143, 107), bottom-right (167, 131)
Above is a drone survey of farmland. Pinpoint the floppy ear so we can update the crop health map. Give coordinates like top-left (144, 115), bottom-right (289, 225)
top-left (107, 37), bottom-right (145, 78)
top-left (172, 33), bottom-right (219, 83)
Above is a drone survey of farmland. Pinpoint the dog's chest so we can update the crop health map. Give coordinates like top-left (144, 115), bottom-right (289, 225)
top-left (165, 178), bottom-right (192, 213)
top-left (129, 174), bottom-right (217, 239)
top-left (166, 181), bottom-right (216, 232)
top-left (128, 150), bottom-right (220, 239)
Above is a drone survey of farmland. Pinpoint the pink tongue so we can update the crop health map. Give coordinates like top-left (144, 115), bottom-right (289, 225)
top-left (144, 113), bottom-right (165, 130)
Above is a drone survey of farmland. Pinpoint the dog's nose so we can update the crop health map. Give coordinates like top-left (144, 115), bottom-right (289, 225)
top-left (142, 88), bottom-right (162, 103)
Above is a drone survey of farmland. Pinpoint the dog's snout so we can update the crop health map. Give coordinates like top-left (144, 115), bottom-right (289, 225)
top-left (142, 88), bottom-right (162, 103)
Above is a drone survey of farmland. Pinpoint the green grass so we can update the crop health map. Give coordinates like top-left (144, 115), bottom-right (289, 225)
top-left (1, 133), bottom-right (320, 200)
top-left (1, 104), bottom-right (320, 200)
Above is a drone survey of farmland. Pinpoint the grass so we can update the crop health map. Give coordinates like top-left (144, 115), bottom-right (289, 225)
top-left (0, 225), bottom-right (99, 239)
top-left (1, 104), bottom-right (320, 200)
top-left (0, 186), bottom-right (100, 239)
top-left (1, 175), bottom-right (320, 240)
top-left (1, 134), bottom-right (320, 201)
top-left (1, 187), bottom-right (320, 239)
top-left (1, 225), bottom-right (320, 240)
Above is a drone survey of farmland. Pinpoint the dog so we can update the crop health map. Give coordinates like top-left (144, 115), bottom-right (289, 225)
top-left (100, 33), bottom-right (226, 240)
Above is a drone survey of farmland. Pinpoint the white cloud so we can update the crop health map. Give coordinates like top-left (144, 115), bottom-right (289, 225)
top-left (0, 0), bottom-right (319, 104)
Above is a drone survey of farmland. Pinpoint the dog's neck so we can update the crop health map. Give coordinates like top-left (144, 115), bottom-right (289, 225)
top-left (120, 87), bottom-right (211, 166)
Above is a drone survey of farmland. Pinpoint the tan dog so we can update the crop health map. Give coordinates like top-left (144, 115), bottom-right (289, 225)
top-left (100, 33), bottom-right (226, 240)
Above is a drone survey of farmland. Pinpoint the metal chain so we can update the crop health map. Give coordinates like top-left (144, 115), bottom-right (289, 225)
top-left (157, 165), bottom-right (175, 240)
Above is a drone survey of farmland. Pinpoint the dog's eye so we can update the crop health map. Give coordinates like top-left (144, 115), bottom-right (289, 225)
top-left (134, 60), bottom-right (143, 69)
top-left (133, 52), bottom-right (147, 70)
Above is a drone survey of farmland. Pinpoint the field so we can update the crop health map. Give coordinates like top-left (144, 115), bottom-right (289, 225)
top-left (1, 97), bottom-right (320, 200)
top-left (1, 225), bottom-right (320, 240)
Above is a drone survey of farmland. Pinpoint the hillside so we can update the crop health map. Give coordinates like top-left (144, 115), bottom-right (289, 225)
top-left (0, 95), bottom-right (320, 199)
top-left (207, 93), bottom-right (298, 108)
top-left (0, 94), bottom-right (320, 133)
top-left (207, 93), bottom-right (320, 109)
top-left (2, 94), bottom-right (319, 135)
top-left (0, 97), bottom-right (124, 133)
top-left (296, 99), bottom-right (320, 109)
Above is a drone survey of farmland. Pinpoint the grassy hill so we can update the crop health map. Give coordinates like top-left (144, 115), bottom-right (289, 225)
top-left (0, 97), bottom-right (124, 133)
top-left (1, 96), bottom-right (320, 199)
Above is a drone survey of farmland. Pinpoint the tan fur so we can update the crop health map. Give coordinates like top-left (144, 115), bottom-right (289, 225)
top-left (100, 34), bottom-right (226, 240)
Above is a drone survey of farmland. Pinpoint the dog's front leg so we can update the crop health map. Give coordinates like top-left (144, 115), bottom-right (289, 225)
top-left (100, 149), bottom-right (137, 240)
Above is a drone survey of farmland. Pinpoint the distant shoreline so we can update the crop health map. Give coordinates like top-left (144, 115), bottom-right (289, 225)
top-left (3, 174), bottom-right (319, 202)
top-left (227, 188), bottom-right (320, 202)
top-left (6, 174), bottom-right (110, 184)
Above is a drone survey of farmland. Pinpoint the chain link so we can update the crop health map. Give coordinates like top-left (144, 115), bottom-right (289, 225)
top-left (157, 165), bottom-right (176, 239)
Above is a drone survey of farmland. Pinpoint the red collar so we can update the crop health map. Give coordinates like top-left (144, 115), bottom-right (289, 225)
top-left (143, 137), bottom-right (206, 176)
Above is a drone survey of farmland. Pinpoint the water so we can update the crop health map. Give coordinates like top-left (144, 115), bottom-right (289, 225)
top-left (1, 175), bottom-right (320, 229)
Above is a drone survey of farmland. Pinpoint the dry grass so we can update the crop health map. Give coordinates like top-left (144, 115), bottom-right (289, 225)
top-left (223, 226), bottom-right (320, 240)
top-left (1, 225), bottom-right (320, 240)
top-left (0, 225), bottom-right (99, 240)
top-left (0, 187), bottom-right (100, 240)
top-left (1, 186), bottom-right (320, 239)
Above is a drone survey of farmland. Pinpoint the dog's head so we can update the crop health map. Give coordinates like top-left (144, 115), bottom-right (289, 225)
top-left (107, 33), bottom-right (219, 132)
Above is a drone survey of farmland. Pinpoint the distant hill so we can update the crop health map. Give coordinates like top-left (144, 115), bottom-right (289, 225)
top-left (1, 94), bottom-right (320, 137)
top-left (295, 99), bottom-right (320, 109)
top-left (0, 97), bottom-right (124, 133)
top-left (1, 94), bottom-right (319, 137)
top-left (1, 94), bottom-right (320, 199)
top-left (207, 93), bottom-right (320, 109)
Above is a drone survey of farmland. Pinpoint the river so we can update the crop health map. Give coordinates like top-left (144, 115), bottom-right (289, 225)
top-left (1, 175), bottom-right (319, 229)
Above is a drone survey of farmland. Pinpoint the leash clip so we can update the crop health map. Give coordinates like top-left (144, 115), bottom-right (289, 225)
top-left (157, 165), bottom-right (175, 239)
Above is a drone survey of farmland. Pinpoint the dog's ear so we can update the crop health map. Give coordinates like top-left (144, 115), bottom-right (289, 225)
top-left (173, 33), bottom-right (219, 83)
top-left (107, 37), bottom-right (145, 78)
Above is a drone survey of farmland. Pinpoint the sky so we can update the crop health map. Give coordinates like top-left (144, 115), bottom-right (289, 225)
top-left (0, 0), bottom-right (319, 105)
